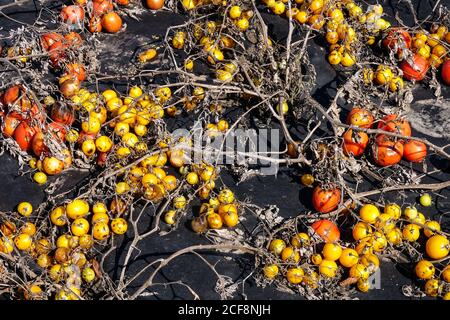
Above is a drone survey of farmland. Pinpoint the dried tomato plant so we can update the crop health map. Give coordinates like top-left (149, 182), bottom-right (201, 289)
top-left (0, 0), bottom-right (449, 300)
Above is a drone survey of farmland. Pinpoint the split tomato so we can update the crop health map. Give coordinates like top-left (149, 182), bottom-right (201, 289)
top-left (342, 129), bottom-right (369, 157)
top-left (312, 219), bottom-right (340, 243)
top-left (312, 185), bottom-right (341, 213)
top-left (48, 122), bottom-right (67, 141)
top-left (41, 33), bottom-right (63, 51)
top-left (372, 135), bottom-right (404, 166)
top-left (66, 63), bottom-right (86, 82)
top-left (403, 140), bottom-right (427, 162)
top-left (93, 0), bottom-right (113, 16)
top-left (400, 54), bottom-right (430, 81)
top-left (382, 28), bottom-right (412, 54)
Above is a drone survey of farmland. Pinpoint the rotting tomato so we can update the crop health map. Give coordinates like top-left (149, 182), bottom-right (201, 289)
top-left (2, 112), bottom-right (22, 137)
top-left (377, 114), bottom-right (411, 137)
top-left (400, 53), bottom-right (430, 81)
top-left (14, 121), bottom-right (39, 151)
top-left (41, 32), bottom-right (63, 51)
top-left (66, 63), bottom-right (86, 82)
top-left (89, 16), bottom-right (103, 33)
top-left (31, 132), bottom-right (48, 157)
top-left (372, 135), bottom-right (404, 166)
top-left (48, 41), bottom-right (66, 67)
top-left (403, 140), bottom-right (427, 162)
top-left (2, 85), bottom-right (21, 105)
top-left (51, 104), bottom-right (75, 125)
top-left (64, 32), bottom-right (83, 47)
top-left (346, 108), bottom-right (374, 128)
top-left (48, 122), bottom-right (67, 141)
top-left (311, 219), bottom-right (340, 243)
top-left (60, 5), bottom-right (85, 24)
top-left (312, 185), bottom-right (341, 213)
top-left (342, 129), bottom-right (369, 157)
top-left (382, 28), bottom-right (412, 54)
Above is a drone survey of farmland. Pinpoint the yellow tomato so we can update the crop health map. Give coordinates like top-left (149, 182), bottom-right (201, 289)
top-left (71, 218), bottom-right (90, 236)
top-left (415, 260), bottom-right (435, 280)
top-left (66, 199), bottom-right (89, 220)
top-left (93, 222), bottom-right (110, 240)
top-left (17, 202), bottom-right (33, 217)
top-left (402, 224), bottom-right (421, 242)
top-left (424, 220), bottom-right (441, 238)
top-left (111, 217), bottom-right (128, 235)
top-left (426, 235), bottom-right (449, 260)
top-left (339, 248), bottom-right (359, 268)
top-left (263, 264), bottom-right (279, 279)
top-left (280, 246), bottom-right (300, 263)
top-left (352, 222), bottom-right (372, 241)
top-left (359, 204), bottom-right (380, 224)
top-left (286, 267), bottom-right (304, 284)
top-left (322, 243), bottom-right (343, 261)
top-left (384, 203), bottom-right (401, 219)
top-left (269, 239), bottom-right (286, 256)
top-left (319, 259), bottom-right (338, 278)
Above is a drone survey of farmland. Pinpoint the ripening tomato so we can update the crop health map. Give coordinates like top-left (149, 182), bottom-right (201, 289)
top-left (377, 114), bottom-right (411, 137)
top-left (101, 12), bottom-right (123, 33)
top-left (342, 129), bottom-right (369, 157)
top-left (442, 60), bottom-right (450, 86)
top-left (346, 108), bottom-right (374, 128)
top-left (403, 140), bottom-right (427, 162)
top-left (312, 186), bottom-right (341, 213)
top-left (400, 54), bottom-right (430, 81)
top-left (372, 135), bottom-right (404, 167)
top-left (2, 85), bottom-right (21, 105)
top-left (382, 28), bottom-right (412, 54)
top-left (31, 132), bottom-right (48, 157)
top-left (60, 5), bottom-right (85, 24)
top-left (311, 219), bottom-right (340, 243)
top-left (14, 121), bottom-right (39, 151)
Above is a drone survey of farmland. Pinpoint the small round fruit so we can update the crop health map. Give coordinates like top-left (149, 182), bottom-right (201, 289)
top-left (111, 217), bottom-right (128, 235)
top-left (402, 224), bottom-right (421, 242)
top-left (218, 189), bottom-right (234, 204)
top-left (339, 248), bottom-right (359, 268)
top-left (14, 233), bottom-right (33, 250)
top-left (50, 206), bottom-right (67, 226)
top-left (424, 279), bottom-right (442, 297)
top-left (286, 267), bottom-right (304, 284)
top-left (17, 202), bottom-right (33, 217)
top-left (426, 235), bottom-right (449, 260)
top-left (164, 210), bottom-right (177, 225)
top-left (33, 172), bottom-right (48, 185)
top-left (71, 218), bottom-right (90, 236)
top-left (93, 222), bottom-right (110, 240)
top-left (66, 199), bottom-right (89, 219)
top-left (359, 204), bottom-right (380, 224)
top-left (269, 239), bottom-right (286, 256)
top-left (352, 222), bottom-right (372, 241)
top-left (290, 232), bottom-right (310, 248)
top-left (186, 172), bottom-right (199, 185)
top-left (206, 213), bottom-right (223, 229)
top-left (311, 254), bottom-right (322, 265)
top-left (415, 260), bottom-right (435, 280)
top-left (300, 174), bottom-right (314, 186)
top-left (322, 243), bottom-right (343, 261)
top-left (263, 264), bottom-right (279, 279)
top-left (319, 259), bottom-right (338, 278)
top-left (280, 247), bottom-right (300, 263)
top-left (349, 263), bottom-right (369, 280)
top-left (82, 267), bottom-right (95, 283)
top-left (420, 193), bottom-right (432, 207)
top-left (384, 203), bottom-right (401, 220)
top-left (173, 196), bottom-right (187, 209)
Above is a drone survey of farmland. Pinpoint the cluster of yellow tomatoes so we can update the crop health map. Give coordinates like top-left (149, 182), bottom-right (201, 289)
top-left (0, 199), bottom-right (128, 299)
top-left (263, 230), bottom-right (380, 293)
top-left (261, 193), bottom-right (450, 298)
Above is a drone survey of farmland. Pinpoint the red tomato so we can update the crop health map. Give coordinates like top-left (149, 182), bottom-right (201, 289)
top-left (441, 60), bottom-right (450, 86)
top-left (14, 121), bottom-right (39, 151)
top-left (89, 16), bottom-right (103, 33)
top-left (64, 32), bottom-right (83, 47)
top-left (41, 33), bottom-right (63, 51)
top-left (346, 108), bottom-right (374, 128)
top-left (372, 135), bottom-right (404, 166)
top-left (311, 219), bottom-right (340, 243)
top-left (400, 54), bottom-right (430, 81)
top-left (403, 140), bottom-right (427, 162)
top-left (312, 186), bottom-right (341, 213)
top-left (97, 152), bottom-right (109, 166)
top-left (342, 129), bottom-right (369, 157)
top-left (382, 28), bottom-right (412, 53)
top-left (2, 85), bottom-right (21, 105)
top-left (377, 114), bottom-right (411, 137)
top-left (60, 5), bottom-right (85, 24)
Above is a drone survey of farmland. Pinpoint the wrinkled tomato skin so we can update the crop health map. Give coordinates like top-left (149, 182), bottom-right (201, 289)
top-left (382, 29), bottom-right (412, 53)
top-left (400, 54), bottom-right (430, 81)
top-left (48, 122), bottom-right (67, 141)
top-left (41, 33), bottom-right (63, 51)
top-left (372, 135), bottom-right (404, 166)
top-left (342, 129), bottom-right (369, 157)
